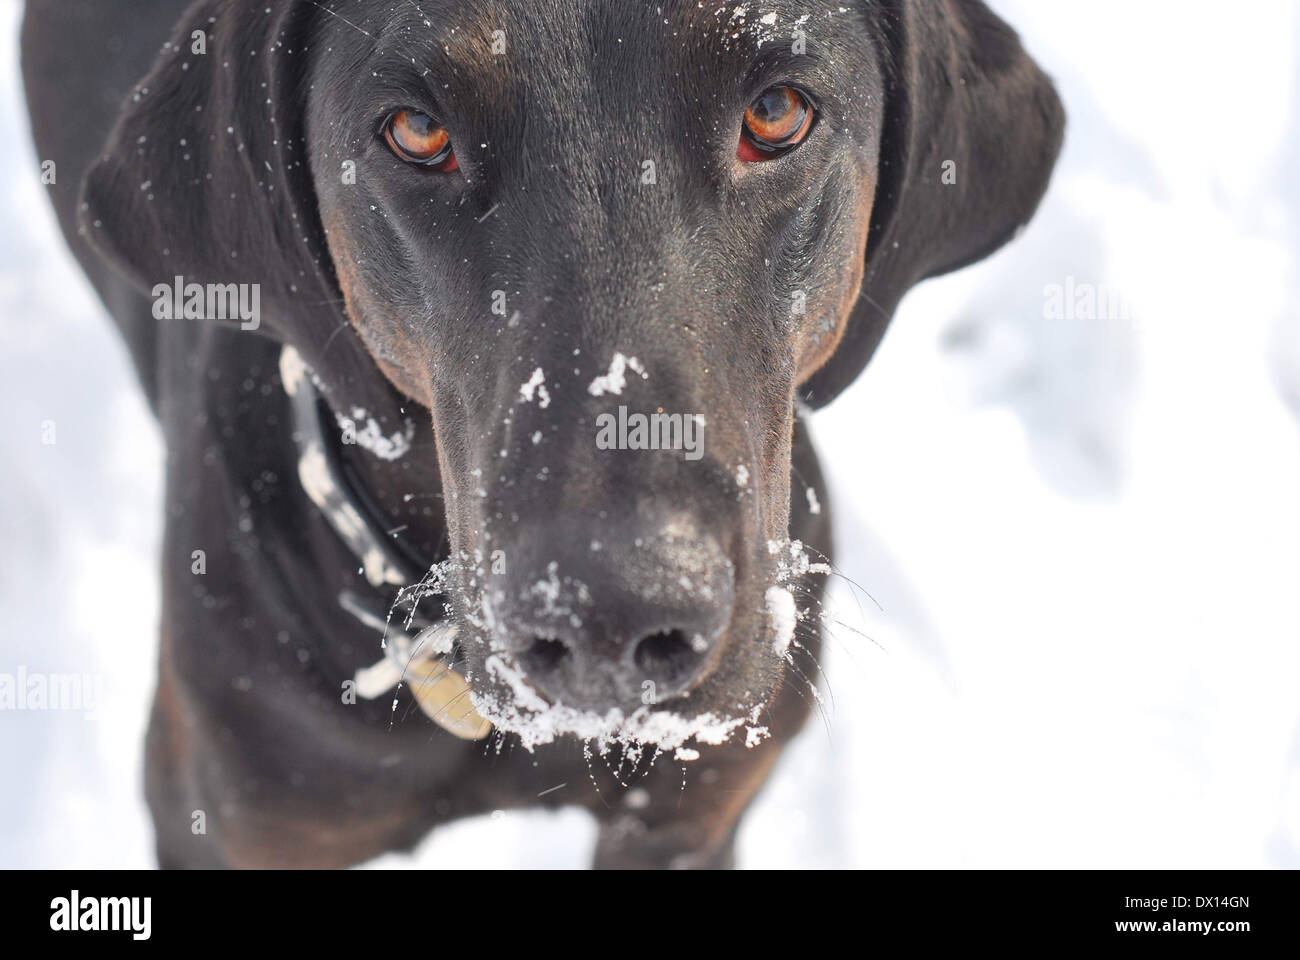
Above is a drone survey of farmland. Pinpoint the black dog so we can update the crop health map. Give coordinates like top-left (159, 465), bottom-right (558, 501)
top-left (23, 0), bottom-right (1062, 868)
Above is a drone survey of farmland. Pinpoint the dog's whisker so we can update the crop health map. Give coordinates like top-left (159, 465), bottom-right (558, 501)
top-left (855, 285), bottom-right (891, 320)
top-left (316, 316), bottom-right (353, 359)
top-left (813, 608), bottom-right (886, 654)
top-left (581, 740), bottom-right (611, 809)
top-left (790, 633), bottom-right (835, 716)
top-left (783, 655), bottom-right (832, 744)
top-left (795, 541), bottom-right (884, 613)
top-left (425, 686), bottom-right (473, 728)
top-left (302, 0), bottom-right (375, 40)
top-left (399, 691), bottom-right (424, 724)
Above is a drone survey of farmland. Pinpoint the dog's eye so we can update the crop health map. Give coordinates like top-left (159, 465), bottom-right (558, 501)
top-left (383, 109), bottom-right (458, 171)
top-left (738, 86), bottom-right (815, 162)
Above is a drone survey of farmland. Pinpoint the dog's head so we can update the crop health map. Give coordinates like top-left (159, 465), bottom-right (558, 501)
top-left (82, 0), bottom-right (1062, 745)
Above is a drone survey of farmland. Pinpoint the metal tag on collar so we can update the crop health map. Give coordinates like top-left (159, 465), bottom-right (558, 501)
top-left (350, 612), bottom-right (492, 742)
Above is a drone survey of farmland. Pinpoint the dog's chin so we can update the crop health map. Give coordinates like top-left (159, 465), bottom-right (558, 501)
top-left (459, 652), bottom-right (773, 757)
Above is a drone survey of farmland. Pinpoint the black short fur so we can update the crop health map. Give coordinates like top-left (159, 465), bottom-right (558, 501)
top-left (22, 0), bottom-right (1062, 868)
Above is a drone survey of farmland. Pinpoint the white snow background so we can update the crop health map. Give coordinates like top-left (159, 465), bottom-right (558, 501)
top-left (2, 1), bottom-right (1299, 869)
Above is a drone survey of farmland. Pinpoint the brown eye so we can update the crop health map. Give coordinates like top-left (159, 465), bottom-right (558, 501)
top-left (738, 86), bottom-right (815, 162)
top-left (383, 109), bottom-right (458, 171)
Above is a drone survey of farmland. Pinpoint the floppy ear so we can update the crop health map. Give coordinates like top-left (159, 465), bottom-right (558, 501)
top-left (799, 0), bottom-right (1065, 408)
top-left (79, 0), bottom-right (397, 414)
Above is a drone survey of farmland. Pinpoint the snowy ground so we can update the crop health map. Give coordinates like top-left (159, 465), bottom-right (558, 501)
top-left (3, 1), bottom-right (1300, 869)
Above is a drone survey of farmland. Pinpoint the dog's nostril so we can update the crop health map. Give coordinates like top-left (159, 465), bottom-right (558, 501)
top-left (519, 636), bottom-right (570, 676)
top-left (633, 628), bottom-right (709, 689)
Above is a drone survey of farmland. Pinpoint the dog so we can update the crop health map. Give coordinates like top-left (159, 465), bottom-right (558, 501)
top-left (22, 0), bottom-right (1063, 868)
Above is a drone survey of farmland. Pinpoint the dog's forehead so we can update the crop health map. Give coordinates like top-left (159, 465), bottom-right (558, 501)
top-left (318, 0), bottom-right (868, 106)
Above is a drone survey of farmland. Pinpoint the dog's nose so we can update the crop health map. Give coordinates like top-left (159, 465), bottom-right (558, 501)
top-left (515, 626), bottom-right (714, 712)
top-left (492, 524), bottom-right (734, 712)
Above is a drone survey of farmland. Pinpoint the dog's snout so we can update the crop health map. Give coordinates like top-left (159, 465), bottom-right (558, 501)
top-left (493, 521), bottom-right (734, 712)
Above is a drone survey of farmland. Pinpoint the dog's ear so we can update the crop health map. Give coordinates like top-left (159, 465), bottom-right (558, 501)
top-left (78, 0), bottom-right (393, 412)
top-left (799, 0), bottom-right (1065, 408)
top-left (80, 1), bottom-right (318, 340)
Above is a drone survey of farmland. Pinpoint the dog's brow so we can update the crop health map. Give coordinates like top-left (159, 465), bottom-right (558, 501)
top-left (330, 0), bottom-right (854, 123)
top-left (359, 3), bottom-right (523, 99)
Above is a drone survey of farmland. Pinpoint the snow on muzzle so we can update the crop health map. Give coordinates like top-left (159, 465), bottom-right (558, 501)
top-left (480, 515), bottom-right (736, 714)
